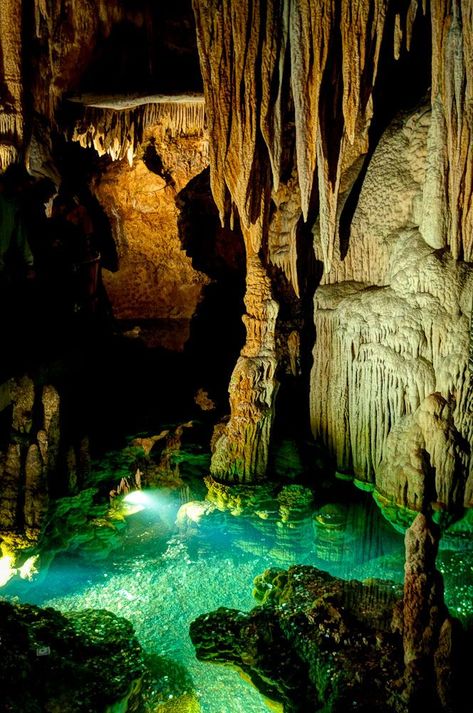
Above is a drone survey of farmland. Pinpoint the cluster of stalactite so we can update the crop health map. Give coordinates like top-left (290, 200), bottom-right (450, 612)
top-left (194, 0), bottom-right (472, 267)
top-left (70, 98), bottom-right (206, 164)
top-left (423, 0), bottom-right (473, 262)
top-left (193, 0), bottom-right (473, 486)
top-left (193, 0), bottom-right (431, 271)
top-left (0, 0), bottom-right (139, 178)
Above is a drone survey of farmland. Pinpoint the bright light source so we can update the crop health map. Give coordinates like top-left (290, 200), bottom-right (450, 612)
top-left (0, 555), bottom-right (15, 587)
top-left (123, 490), bottom-right (150, 506)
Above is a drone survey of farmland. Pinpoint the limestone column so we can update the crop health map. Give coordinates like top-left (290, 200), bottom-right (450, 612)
top-left (210, 219), bottom-right (279, 483)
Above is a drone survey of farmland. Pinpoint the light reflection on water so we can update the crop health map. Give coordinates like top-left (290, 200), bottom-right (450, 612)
top-left (3, 483), bottom-right (471, 712)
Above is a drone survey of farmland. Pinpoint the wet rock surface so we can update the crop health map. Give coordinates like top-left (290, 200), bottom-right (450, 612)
top-left (190, 564), bottom-right (404, 712)
top-left (0, 599), bottom-right (144, 713)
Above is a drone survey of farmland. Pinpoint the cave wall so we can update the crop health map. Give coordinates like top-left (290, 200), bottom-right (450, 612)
top-left (90, 116), bottom-right (210, 349)
top-left (311, 105), bottom-right (473, 510)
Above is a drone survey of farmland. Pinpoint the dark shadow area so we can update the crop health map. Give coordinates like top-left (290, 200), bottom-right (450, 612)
top-left (143, 139), bottom-right (176, 189)
top-left (176, 168), bottom-right (246, 411)
top-left (77, 0), bottom-right (202, 96)
top-left (0, 157), bottom-right (198, 461)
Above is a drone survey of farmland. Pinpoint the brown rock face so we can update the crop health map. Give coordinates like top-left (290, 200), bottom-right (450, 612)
top-left (92, 119), bottom-right (210, 348)
top-left (0, 0), bottom-right (23, 169)
top-left (0, 377), bottom-right (61, 550)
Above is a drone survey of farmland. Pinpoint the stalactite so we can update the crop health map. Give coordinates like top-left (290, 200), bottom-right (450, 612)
top-left (341, 0), bottom-right (387, 146)
top-left (0, 0), bottom-right (23, 171)
top-left (194, 0), bottom-right (421, 275)
top-left (70, 99), bottom-right (206, 164)
top-left (422, 0), bottom-right (473, 261)
top-left (260, 1), bottom-right (289, 192)
top-left (268, 174), bottom-right (301, 295)
top-left (0, 145), bottom-right (19, 173)
top-left (289, 0), bottom-right (333, 226)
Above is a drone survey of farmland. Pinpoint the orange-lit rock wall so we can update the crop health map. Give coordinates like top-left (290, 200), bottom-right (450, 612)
top-left (92, 120), bottom-right (210, 349)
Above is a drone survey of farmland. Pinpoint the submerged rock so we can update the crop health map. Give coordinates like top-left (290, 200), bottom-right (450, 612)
top-left (0, 599), bottom-right (144, 712)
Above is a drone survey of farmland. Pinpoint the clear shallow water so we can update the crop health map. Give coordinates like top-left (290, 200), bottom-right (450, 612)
top-left (4, 482), bottom-right (471, 711)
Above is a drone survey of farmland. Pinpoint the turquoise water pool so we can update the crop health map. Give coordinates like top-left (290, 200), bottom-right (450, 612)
top-left (3, 478), bottom-right (472, 712)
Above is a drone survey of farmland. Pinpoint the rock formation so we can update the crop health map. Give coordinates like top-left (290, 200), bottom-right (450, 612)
top-left (310, 103), bottom-right (472, 512)
top-left (0, 0), bottom-right (23, 170)
top-left (192, 0), bottom-right (472, 487)
top-left (90, 107), bottom-right (210, 347)
top-left (190, 564), bottom-right (405, 712)
top-left (0, 377), bottom-right (60, 549)
top-left (393, 511), bottom-right (465, 711)
top-left (0, 599), bottom-right (144, 713)
top-left (189, 513), bottom-right (469, 712)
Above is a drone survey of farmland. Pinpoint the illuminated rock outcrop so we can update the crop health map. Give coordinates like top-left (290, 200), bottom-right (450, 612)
top-left (310, 105), bottom-right (472, 510)
top-left (91, 111), bottom-right (210, 348)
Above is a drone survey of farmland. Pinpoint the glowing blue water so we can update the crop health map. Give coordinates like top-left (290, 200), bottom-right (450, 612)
top-left (3, 482), bottom-right (412, 712)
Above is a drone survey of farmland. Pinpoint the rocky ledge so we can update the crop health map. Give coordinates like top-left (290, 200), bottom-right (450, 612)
top-left (190, 564), bottom-right (404, 712)
top-left (0, 599), bottom-right (144, 713)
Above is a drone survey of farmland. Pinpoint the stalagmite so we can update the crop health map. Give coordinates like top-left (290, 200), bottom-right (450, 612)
top-left (396, 512), bottom-right (461, 710)
top-left (211, 219), bottom-right (279, 482)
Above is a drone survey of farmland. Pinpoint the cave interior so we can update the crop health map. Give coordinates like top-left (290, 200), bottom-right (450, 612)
top-left (0, 1), bottom-right (472, 712)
